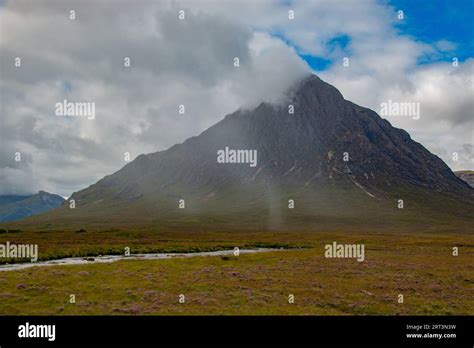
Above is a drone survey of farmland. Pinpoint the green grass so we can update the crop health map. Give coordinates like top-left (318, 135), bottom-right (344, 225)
top-left (0, 230), bottom-right (472, 315)
top-left (4, 181), bottom-right (472, 235)
top-left (0, 229), bottom-right (309, 264)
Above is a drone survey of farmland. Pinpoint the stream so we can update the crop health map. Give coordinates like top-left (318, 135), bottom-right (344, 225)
top-left (0, 248), bottom-right (282, 272)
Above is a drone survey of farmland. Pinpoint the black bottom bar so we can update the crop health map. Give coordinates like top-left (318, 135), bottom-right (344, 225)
top-left (0, 316), bottom-right (472, 346)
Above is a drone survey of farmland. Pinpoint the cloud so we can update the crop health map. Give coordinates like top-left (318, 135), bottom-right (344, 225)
top-left (435, 40), bottom-right (458, 52)
top-left (319, 44), bottom-right (473, 171)
top-left (0, 0), bottom-right (472, 196)
top-left (0, 0), bottom-right (309, 196)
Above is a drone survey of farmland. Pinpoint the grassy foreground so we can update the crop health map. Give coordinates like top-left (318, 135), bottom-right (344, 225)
top-left (0, 230), bottom-right (472, 315)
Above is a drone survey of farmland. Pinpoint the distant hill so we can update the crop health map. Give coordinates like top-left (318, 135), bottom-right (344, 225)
top-left (455, 170), bottom-right (474, 188)
top-left (0, 195), bottom-right (32, 206)
top-left (0, 191), bottom-right (65, 222)
top-left (7, 75), bottom-right (473, 232)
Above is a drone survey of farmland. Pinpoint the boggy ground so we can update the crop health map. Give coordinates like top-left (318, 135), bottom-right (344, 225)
top-left (0, 230), bottom-right (472, 315)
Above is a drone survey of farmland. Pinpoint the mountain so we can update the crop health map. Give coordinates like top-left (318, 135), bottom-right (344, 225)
top-left (0, 191), bottom-right (65, 222)
top-left (8, 75), bottom-right (474, 232)
top-left (455, 170), bottom-right (474, 188)
top-left (0, 195), bottom-right (32, 206)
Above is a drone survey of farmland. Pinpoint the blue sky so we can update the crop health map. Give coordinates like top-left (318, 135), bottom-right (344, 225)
top-left (390, 0), bottom-right (474, 63)
top-left (300, 0), bottom-right (474, 71)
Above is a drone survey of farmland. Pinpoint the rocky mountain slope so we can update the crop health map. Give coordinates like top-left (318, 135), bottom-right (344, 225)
top-left (8, 75), bottom-right (473, 231)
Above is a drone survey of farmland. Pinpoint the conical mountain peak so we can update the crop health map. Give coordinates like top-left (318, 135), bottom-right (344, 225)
top-left (22, 75), bottom-right (472, 230)
top-left (293, 74), bottom-right (345, 102)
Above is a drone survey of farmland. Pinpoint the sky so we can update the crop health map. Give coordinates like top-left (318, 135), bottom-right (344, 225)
top-left (0, 0), bottom-right (473, 197)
